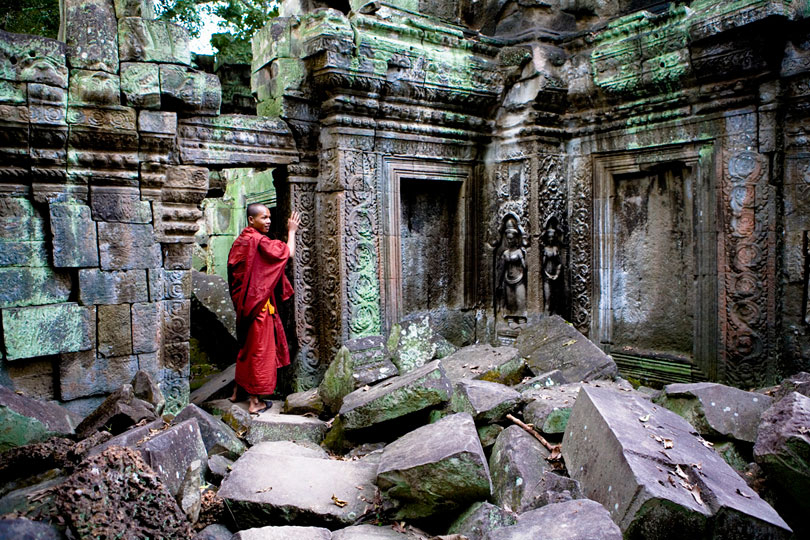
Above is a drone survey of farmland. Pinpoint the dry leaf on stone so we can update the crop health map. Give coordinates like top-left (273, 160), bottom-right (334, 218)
top-left (691, 485), bottom-right (704, 505)
top-left (675, 465), bottom-right (689, 480)
top-left (256, 486), bottom-right (272, 493)
top-left (392, 521), bottom-right (407, 533)
top-left (639, 414), bottom-right (650, 423)
top-left (663, 438), bottom-right (674, 449)
top-left (562, 339), bottom-right (577, 347)
top-left (331, 494), bottom-right (347, 507)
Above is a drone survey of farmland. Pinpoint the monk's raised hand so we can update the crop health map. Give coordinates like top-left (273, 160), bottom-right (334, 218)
top-left (288, 211), bottom-right (301, 233)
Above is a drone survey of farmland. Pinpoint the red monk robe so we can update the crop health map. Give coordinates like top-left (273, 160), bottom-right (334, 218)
top-left (227, 227), bottom-right (294, 396)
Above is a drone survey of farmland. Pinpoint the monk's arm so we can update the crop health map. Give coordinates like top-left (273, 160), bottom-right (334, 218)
top-left (287, 211), bottom-right (300, 258)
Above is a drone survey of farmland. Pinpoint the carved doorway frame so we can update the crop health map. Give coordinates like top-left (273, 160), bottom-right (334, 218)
top-left (380, 157), bottom-right (476, 332)
top-left (592, 142), bottom-right (717, 382)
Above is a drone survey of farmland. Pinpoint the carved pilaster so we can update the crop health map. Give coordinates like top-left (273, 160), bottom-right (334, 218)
top-left (568, 155), bottom-right (593, 335)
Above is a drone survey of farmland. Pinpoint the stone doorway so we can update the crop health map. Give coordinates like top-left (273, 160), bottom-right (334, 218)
top-left (593, 145), bottom-right (717, 383)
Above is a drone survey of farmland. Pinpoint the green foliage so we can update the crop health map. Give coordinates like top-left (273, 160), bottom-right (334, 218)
top-left (0, 0), bottom-right (60, 39)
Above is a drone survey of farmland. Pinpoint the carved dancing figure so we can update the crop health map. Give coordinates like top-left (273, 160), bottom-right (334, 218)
top-left (495, 215), bottom-right (528, 321)
top-left (541, 215), bottom-right (564, 316)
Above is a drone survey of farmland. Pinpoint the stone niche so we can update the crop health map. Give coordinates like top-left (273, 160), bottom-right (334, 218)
top-left (592, 146), bottom-right (717, 383)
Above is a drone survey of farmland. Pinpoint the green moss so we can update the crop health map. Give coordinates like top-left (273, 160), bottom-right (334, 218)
top-left (0, 407), bottom-right (58, 452)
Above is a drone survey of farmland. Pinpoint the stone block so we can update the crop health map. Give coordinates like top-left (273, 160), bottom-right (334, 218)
top-left (160, 367), bottom-right (190, 415)
top-left (140, 419), bottom-right (207, 496)
top-left (118, 17), bottom-right (191, 65)
top-left (174, 403), bottom-right (246, 459)
top-left (389, 315), bottom-right (458, 374)
top-left (657, 382), bottom-right (773, 443)
top-left (113, 0), bottom-right (156, 18)
top-left (218, 444), bottom-right (378, 528)
top-left (246, 413), bottom-right (328, 446)
top-left (0, 241), bottom-right (49, 267)
top-left (283, 388), bottom-right (325, 416)
top-left (164, 270), bottom-right (192, 299)
top-left (66, 104), bottom-right (137, 130)
top-left (0, 518), bottom-right (64, 540)
top-left (131, 301), bottom-right (160, 354)
top-left (97, 304), bottom-right (133, 357)
top-left (97, 222), bottom-right (161, 270)
top-left (513, 369), bottom-right (568, 391)
top-left (87, 417), bottom-right (165, 456)
top-left (232, 526), bottom-right (331, 540)
top-left (563, 386), bottom-right (791, 539)
top-left (2, 355), bottom-right (57, 399)
top-left (515, 315), bottom-right (617, 382)
top-left (68, 69), bottom-right (120, 106)
top-left (0, 198), bottom-right (46, 242)
top-left (206, 454), bottom-right (233, 485)
top-left (131, 369), bottom-right (165, 414)
top-left (754, 392), bottom-right (810, 512)
top-left (159, 65), bottom-right (221, 115)
top-left (448, 501), bottom-right (517, 540)
top-left (338, 360), bottom-right (453, 431)
top-left (163, 242), bottom-right (194, 270)
top-left (64, 0), bottom-right (119, 73)
top-left (487, 499), bottom-right (622, 540)
top-left (178, 458), bottom-right (202, 521)
top-left (78, 268), bottom-right (149, 305)
top-left (319, 345), bottom-right (355, 414)
top-left (75, 384), bottom-right (157, 438)
top-left (120, 62), bottom-right (160, 109)
top-left (0, 267), bottom-right (72, 309)
top-left (162, 299), bottom-right (191, 344)
top-left (0, 385), bottom-right (80, 451)
top-left (138, 110), bottom-right (177, 135)
top-left (193, 523), bottom-right (234, 540)
top-left (450, 380), bottom-right (520, 424)
top-left (343, 335), bottom-right (398, 388)
top-left (440, 344), bottom-right (528, 385)
top-left (489, 425), bottom-right (551, 513)
top-left (166, 165), bottom-right (209, 190)
top-left (0, 31), bottom-right (68, 87)
top-left (90, 186), bottom-right (152, 223)
top-left (59, 350), bottom-right (139, 400)
top-left (250, 440), bottom-right (330, 460)
top-left (377, 413), bottom-right (491, 519)
top-left (48, 203), bottom-right (99, 267)
top-left (0, 80), bottom-right (26, 105)
top-left (1, 303), bottom-right (92, 360)
top-left (191, 364), bottom-right (236, 406)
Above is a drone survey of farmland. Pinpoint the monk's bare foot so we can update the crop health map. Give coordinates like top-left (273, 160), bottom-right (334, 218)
top-left (248, 396), bottom-right (269, 415)
top-left (229, 385), bottom-right (238, 403)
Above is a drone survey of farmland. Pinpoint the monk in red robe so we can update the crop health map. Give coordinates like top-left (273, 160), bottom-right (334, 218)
top-left (227, 203), bottom-right (299, 414)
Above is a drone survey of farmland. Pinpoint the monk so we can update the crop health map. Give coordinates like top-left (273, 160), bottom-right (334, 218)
top-left (227, 203), bottom-right (300, 414)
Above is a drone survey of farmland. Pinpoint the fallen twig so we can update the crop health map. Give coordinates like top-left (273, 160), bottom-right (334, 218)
top-left (506, 413), bottom-right (560, 456)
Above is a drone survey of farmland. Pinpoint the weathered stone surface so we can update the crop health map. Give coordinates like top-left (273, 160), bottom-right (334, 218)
top-left (754, 392), bottom-right (810, 511)
top-left (191, 271), bottom-right (236, 337)
top-left (0, 198), bottom-right (46, 242)
top-left (232, 526), bottom-right (332, 540)
top-left (118, 17), bottom-right (191, 65)
top-left (489, 425), bottom-right (556, 513)
top-left (68, 69), bottom-right (120, 106)
top-left (191, 270), bottom-right (238, 369)
top-left (448, 501), bottom-right (517, 540)
top-left (515, 315), bottom-right (617, 382)
top-left (218, 444), bottom-right (378, 528)
top-left (160, 65), bottom-right (221, 115)
top-left (206, 453), bottom-right (233, 484)
top-left (131, 369), bottom-right (165, 414)
top-left (97, 222), bottom-right (161, 270)
top-left (477, 423), bottom-right (504, 450)
top-left (485, 499), bottom-right (622, 540)
top-left (64, 0), bottom-right (119, 73)
top-left (389, 315), bottom-right (458, 374)
top-left (339, 360), bottom-right (453, 431)
top-left (0, 31), bottom-right (67, 87)
top-left (0, 240), bottom-right (49, 267)
top-left (191, 364), bottom-right (236, 405)
top-left (163, 242), bottom-right (193, 270)
top-left (451, 379), bottom-right (520, 424)
top-left (132, 301), bottom-right (160, 354)
top-left (514, 369), bottom-right (568, 392)
top-left (90, 186), bottom-right (152, 223)
top-left (284, 388), bottom-right (325, 416)
top-left (344, 335), bottom-right (399, 388)
top-left (193, 523), bottom-right (233, 540)
top-left (440, 344), bottom-right (528, 385)
top-left (178, 458), bottom-right (203, 521)
top-left (0, 386), bottom-right (80, 451)
top-left (522, 383), bottom-right (582, 435)
top-left (0, 518), bottom-right (63, 539)
top-left (768, 372), bottom-right (810, 401)
top-left (319, 345), bottom-right (355, 414)
top-left (332, 524), bottom-right (417, 539)
top-left (1, 303), bottom-right (92, 360)
top-left (120, 62), bottom-right (160, 109)
top-left (0, 267), bottom-right (72, 308)
top-left (136, 418), bottom-right (208, 496)
top-left (78, 268), bottom-right (148, 304)
top-left (87, 418), bottom-right (165, 456)
top-left (59, 350), bottom-right (138, 400)
top-left (563, 386), bottom-right (791, 539)
top-left (75, 384), bottom-right (156, 438)
top-left (250, 440), bottom-right (330, 460)
top-left (377, 413), bottom-right (491, 519)
top-left (658, 382), bottom-right (772, 443)
top-left (48, 203), bottom-right (98, 267)
top-left (97, 303), bottom-right (133, 357)
top-left (246, 413), bottom-right (328, 446)
top-left (113, 0), bottom-right (156, 18)
top-left (174, 403), bottom-right (246, 459)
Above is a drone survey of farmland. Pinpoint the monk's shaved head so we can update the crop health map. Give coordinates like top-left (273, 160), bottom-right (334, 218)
top-left (247, 203), bottom-right (269, 219)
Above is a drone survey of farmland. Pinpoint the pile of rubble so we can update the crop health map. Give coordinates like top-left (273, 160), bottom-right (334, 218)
top-left (1, 315), bottom-right (807, 539)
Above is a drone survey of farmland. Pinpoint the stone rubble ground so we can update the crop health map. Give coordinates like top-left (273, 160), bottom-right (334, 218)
top-left (1, 316), bottom-right (807, 539)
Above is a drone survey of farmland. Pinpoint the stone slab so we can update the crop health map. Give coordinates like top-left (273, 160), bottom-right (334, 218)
top-left (485, 499), bottom-right (622, 540)
top-left (59, 350), bottom-right (139, 400)
top-left (448, 501), bottom-right (517, 540)
top-left (0, 385), bottom-right (80, 451)
top-left (78, 268), bottom-right (149, 305)
top-left (139, 418), bottom-right (208, 497)
top-left (49, 203), bottom-right (99, 267)
top-left (0, 241), bottom-right (49, 267)
top-left (120, 62), bottom-right (160, 109)
top-left (97, 222), bottom-right (161, 270)
top-left (1, 303), bottom-right (92, 360)
top-left (339, 359), bottom-right (453, 431)
top-left (319, 345), bottom-right (355, 414)
top-left (90, 186), bottom-right (152, 223)
top-left (232, 526), bottom-right (332, 540)
top-left (249, 441), bottom-right (330, 460)
top-left (159, 65), bottom-right (221, 115)
top-left (0, 267), bottom-right (72, 309)
top-left (118, 17), bottom-right (191, 66)
top-left (377, 413), bottom-right (491, 519)
top-left (451, 379), bottom-right (520, 424)
top-left (174, 403), bottom-right (246, 459)
top-left (489, 425), bottom-right (551, 513)
top-left (246, 413), bottom-right (328, 446)
top-left (345, 335), bottom-right (399, 388)
top-left (440, 344), bottom-right (527, 385)
top-left (562, 386), bottom-right (791, 539)
top-left (218, 446), bottom-right (378, 528)
top-left (64, 0), bottom-right (119, 73)
top-left (515, 315), bottom-right (617, 382)
top-left (191, 364), bottom-right (236, 405)
top-left (332, 524), bottom-right (417, 539)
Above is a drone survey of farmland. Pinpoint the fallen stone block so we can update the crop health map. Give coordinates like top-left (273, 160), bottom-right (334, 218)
top-left (319, 345), bottom-right (356, 414)
top-left (339, 360), bottom-right (453, 431)
top-left (218, 445), bottom-right (378, 528)
top-left (332, 523), bottom-right (417, 538)
top-left (74, 384), bottom-right (157, 438)
top-left (191, 270), bottom-right (239, 369)
top-left (178, 458), bottom-right (203, 522)
top-left (139, 418), bottom-right (208, 497)
top-left (515, 315), bottom-right (617, 382)
top-left (131, 370), bottom-right (165, 415)
top-left (246, 413), bottom-right (328, 446)
top-left (377, 413), bottom-right (491, 519)
top-left (207, 454), bottom-right (233, 485)
top-left (489, 425), bottom-right (551, 513)
top-left (448, 501), bottom-right (517, 540)
top-left (451, 380), bottom-right (521, 424)
top-left (389, 315), bottom-right (457, 374)
top-left (767, 372), bottom-right (810, 401)
top-left (754, 392), bottom-right (810, 512)
top-left (284, 388), bottom-right (325, 416)
top-left (440, 344), bottom-right (528, 385)
top-left (513, 369), bottom-right (567, 391)
top-left (485, 499), bottom-right (622, 540)
top-left (563, 386), bottom-right (792, 539)
top-left (345, 335), bottom-right (398, 388)
top-left (0, 386), bottom-right (80, 451)
top-left (0, 471), bottom-right (65, 518)
top-left (191, 364), bottom-right (236, 406)
top-left (192, 523), bottom-right (233, 540)
top-left (0, 518), bottom-right (63, 540)
top-left (87, 418), bottom-right (165, 456)
top-left (232, 526), bottom-right (332, 540)
top-left (174, 403), bottom-right (246, 459)
top-left (657, 382), bottom-right (772, 443)
top-left (249, 440), bottom-right (331, 460)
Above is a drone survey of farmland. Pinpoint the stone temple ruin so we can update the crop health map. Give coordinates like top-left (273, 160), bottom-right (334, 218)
top-left (1, 0), bottom-right (810, 538)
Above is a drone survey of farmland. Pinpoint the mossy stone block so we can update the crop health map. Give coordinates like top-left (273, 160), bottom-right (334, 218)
top-left (2, 303), bottom-right (92, 360)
